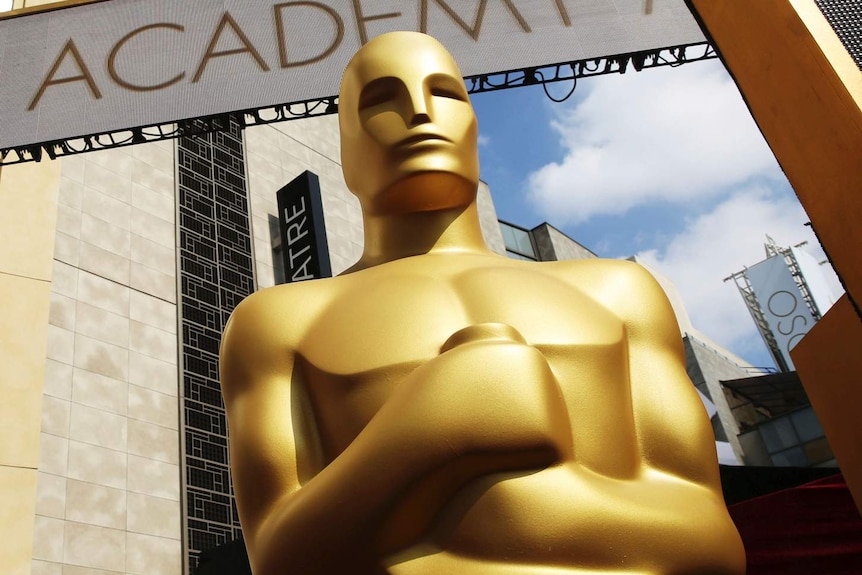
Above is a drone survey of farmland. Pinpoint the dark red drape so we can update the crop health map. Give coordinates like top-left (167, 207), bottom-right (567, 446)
top-left (728, 474), bottom-right (862, 575)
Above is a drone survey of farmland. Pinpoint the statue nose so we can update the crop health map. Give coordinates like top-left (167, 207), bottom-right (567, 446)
top-left (406, 89), bottom-right (430, 126)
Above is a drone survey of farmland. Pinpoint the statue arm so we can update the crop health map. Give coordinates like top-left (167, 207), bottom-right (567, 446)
top-left (563, 262), bottom-right (745, 574)
top-left (220, 294), bottom-right (563, 575)
top-left (616, 263), bottom-right (724, 489)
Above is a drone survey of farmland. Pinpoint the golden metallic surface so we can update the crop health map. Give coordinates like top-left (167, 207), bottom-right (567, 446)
top-left (220, 32), bottom-right (745, 575)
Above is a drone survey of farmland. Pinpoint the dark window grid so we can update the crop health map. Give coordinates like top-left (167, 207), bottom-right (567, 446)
top-left (219, 269), bottom-right (255, 295)
top-left (185, 409), bottom-right (221, 436)
top-left (215, 184), bottom-right (247, 210)
top-left (187, 467), bottom-right (218, 491)
top-left (182, 302), bottom-right (220, 331)
top-left (181, 154), bottom-right (214, 179)
top-left (183, 371), bottom-right (221, 391)
top-left (185, 325), bottom-right (222, 356)
top-left (180, 137), bottom-right (214, 161)
top-left (213, 129), bottom-right (244, 155)
top-left (182, 230), bottom-right (219, 261)
top-left (181, 256), bottom-right (218, 285)
top-left (189, 523), bottom-right (233, 545)
top-left (185, 375), bottom-right (227, 406)
top-left (188, 518), bottom-right (209, 531)
top-left (215, 203), bottom-right (251, 230)
top-left (216, 224), bottom-right (251, 252)
top-left (213, 182), bottom-right (246, 207)
top-left (217, 169), bottom-right (246, 193)
top-left (202, 500), bottom-right (232, 524)
top-left (186, 433), bottom-right (229, 460)
top-left (182, 277), bottom-right (220, 306)
top-left (185, 385), bottom-right (224, 405)
top-left (179, 186), bottom-right (215, 217)
top-left (182, 223), bottom-right (219, 248)
top-left (185, 401), bottom-right (228, 434)
top-left (189, 386), bottom-right (225, 409)
top-left (218, 245), bottom-right (253, 272)
top-left (213, 147), bottom-right (242, 170)
top-left (180, 210), bottom-right (217, 240)
top-left (179, 118), bottom-right (253, 566)
top-left (186, 463), bottom-right (231, 493)
top-left (184, 353), bottom-right (219, 380)
top-left (178, 175), bottom-right (213, 198)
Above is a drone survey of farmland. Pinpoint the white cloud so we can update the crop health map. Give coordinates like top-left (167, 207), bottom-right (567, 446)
top-left (635, 186), bottom-right (842, 363)
top-left (527, 61), bottom-right (781, 223)
top-left (477, 134), bottom-right (491, 148)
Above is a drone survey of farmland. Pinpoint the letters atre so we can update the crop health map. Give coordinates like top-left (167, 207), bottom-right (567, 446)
top-left (27, 0), bottom-right (574, 111)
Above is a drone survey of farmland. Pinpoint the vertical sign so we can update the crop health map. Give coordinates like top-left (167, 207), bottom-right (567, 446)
top-left (745, 255), bottom-right (815, 370)
top-left (276, 171), bottom-right (332, 282)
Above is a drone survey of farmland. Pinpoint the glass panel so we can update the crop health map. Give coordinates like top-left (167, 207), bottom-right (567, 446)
top-left (0, 0), bottom-right (12, 13)
top-left (791, 407), bottom-right (824, 443)
top-left (500, 222), bottom-right (536, 258)
top-left (770, 446), bottom-right (808, 467)
top-left (759, 416), bottom-right (799, 453)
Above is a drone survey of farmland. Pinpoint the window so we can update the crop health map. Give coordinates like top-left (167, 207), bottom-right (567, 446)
top-left (499, 221), bottom-right (537, 261)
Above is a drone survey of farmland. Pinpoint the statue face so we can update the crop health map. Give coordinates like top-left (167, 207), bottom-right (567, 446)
top-left (339, 32), bottom-right (480, 215)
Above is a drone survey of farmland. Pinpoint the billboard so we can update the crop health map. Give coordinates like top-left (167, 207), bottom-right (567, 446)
top-left (745, 255), bottom-right (814, 371)
top-left (0, 0), bottom-right (706, 150)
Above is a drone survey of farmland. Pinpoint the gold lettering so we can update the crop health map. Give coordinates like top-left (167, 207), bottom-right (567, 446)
top-left (28, 39), bottom-right (101, 111)
top-left (554, 0), bottom-right (571, 26)
top-left (275, 2), bottom-right (345, 68)
top-left (351, 0), bottom-right (401, 45)
top-left (193, 12), bottom-right (271, 83)
top-left (108, 23), bottom-right (186, 92)
top-left (420, 0), bottom-right (531, 41)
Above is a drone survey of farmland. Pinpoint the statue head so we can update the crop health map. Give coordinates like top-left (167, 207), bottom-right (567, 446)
top-left (339, 32), bottom-right (480, 216)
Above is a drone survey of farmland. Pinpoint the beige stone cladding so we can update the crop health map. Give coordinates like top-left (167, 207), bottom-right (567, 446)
top-left (476, 181), bottom-right (507, 256)
top-left (34, 141), bottom-right (182, 575)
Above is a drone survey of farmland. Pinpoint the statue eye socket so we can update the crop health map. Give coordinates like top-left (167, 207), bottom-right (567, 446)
top-left (359, 79), bottom-right (398, 111)
top-left (430, 86), bottom-right (465, 101)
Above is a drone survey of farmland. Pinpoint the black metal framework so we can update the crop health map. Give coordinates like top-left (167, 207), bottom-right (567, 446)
top-left (814, 0), bottom-right (862, 70)
top-left (0, 42), bottom-right (716, 166)
top-left (176, 116), bottom-right (255, 572)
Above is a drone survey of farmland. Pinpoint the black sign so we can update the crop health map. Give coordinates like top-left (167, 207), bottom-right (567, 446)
top-left (276, 171), bottom-right (332, 282)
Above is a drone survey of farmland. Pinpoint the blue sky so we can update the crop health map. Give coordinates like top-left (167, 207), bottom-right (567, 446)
top-left (469, 59), bottom-right (843, 369)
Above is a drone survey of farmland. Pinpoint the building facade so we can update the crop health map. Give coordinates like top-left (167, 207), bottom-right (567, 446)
top-left (0, 3), bottom-right (764, 574)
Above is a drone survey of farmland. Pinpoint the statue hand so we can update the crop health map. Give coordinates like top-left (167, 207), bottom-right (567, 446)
top-left (392, 323), bottom-right (572, 468)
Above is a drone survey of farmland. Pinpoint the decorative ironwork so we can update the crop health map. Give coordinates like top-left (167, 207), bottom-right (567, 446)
top-left (177, 116), bottom-right (256, 572)
top-left (0, 43), bottom-right (716, 166)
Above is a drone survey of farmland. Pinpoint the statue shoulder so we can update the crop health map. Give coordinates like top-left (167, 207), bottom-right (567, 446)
top-left (219, 280), bottom-right (336, 392)
top-left (555, 259), bottom-right (679, 337)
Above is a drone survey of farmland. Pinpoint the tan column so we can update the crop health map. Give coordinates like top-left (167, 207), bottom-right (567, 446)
top-left (687, 0), bottom-right (862, 509)
top-left (0, 160), bottom-right (61, 575)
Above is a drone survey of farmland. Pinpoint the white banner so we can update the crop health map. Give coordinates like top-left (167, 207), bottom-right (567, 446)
top-left (0, 0), bottom-right (705, 150)
top-left (745, 255), bottom-right (814, 370)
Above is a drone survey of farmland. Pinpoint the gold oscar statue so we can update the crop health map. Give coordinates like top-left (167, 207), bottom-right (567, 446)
top-left (220, 32), bottom-right (745, 575)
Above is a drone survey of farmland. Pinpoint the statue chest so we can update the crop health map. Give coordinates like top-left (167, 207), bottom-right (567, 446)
top-left (296, 264), bottom-right (629, 462)
top-left (300, 264), bottom-right (624, 375)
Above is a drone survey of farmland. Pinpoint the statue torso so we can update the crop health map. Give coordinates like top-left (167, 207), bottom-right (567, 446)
top-left (291, 254), bottom-right (674, 567)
